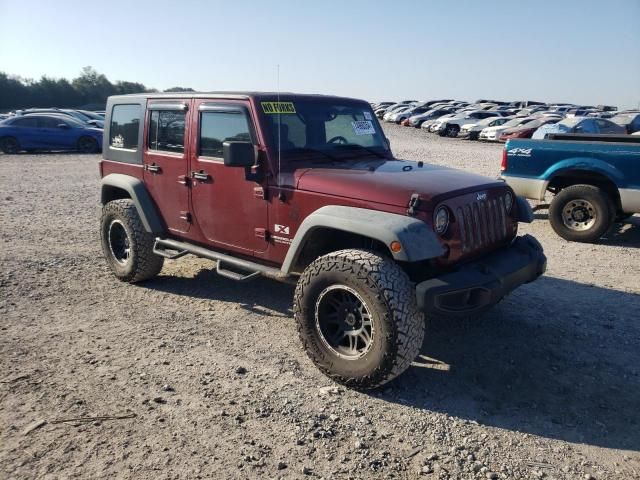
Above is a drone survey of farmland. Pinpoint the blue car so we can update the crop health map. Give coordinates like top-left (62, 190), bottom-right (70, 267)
top-left (0, 114), bottom-right (103, 153)
top-left (532, 116), bottom-right (626, 139)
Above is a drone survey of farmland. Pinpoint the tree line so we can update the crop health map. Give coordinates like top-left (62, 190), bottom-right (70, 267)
top-left (0, 67), bottom-right (194, 111)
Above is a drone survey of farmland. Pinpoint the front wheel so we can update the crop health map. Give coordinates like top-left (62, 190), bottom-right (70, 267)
top-left (548, 185), bottom-right (614, 242)
top-left (294, 249), bottom-right (425, 390)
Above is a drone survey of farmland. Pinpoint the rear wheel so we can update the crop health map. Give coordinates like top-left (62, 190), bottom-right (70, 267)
top-left (294, 249), bottom-right (424, 390)
top-left (549, 185), bottom-right (614, 242)
top-left (78, 136), bottom-right (99, 153)
top-left (0, 137), bottom-right (20, 154)
top-left (100, 199), bottom-right (164, 282)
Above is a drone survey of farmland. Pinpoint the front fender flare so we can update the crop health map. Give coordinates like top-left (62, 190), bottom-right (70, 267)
top-left (100, 174), bottom-right (165, 234)
top-left (281, 206), bottom-right (445, 274)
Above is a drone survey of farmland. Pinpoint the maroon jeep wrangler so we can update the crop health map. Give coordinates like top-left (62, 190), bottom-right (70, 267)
top-left (99, 92), bottom-right (546, 389)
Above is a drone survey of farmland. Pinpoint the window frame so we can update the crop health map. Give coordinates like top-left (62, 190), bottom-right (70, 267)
top-left (109, 103), bottom-right (143, 153)
top-left (196, 103), bottom-right (256, 163)
top-left (146, 108), bottom-right (187, 156)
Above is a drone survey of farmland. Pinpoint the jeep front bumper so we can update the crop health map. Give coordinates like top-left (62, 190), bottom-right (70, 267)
top-left (416, 235), bottom-right (546, 317)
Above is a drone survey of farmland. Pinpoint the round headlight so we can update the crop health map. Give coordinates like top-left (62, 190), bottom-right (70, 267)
top-left (434, 206), bottom-right (450, 235)
top-left (504, 191), bottom-right (514, 212)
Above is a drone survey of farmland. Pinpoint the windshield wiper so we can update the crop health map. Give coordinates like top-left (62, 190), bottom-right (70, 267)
top-left (339, 144), bottom-right (388, 159)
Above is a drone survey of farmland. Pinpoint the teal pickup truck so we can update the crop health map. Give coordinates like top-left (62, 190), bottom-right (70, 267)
top-left (500, 134), bottom-right (640, 242)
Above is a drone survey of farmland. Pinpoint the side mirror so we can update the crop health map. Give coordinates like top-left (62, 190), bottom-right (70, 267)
top-left (223, 141), bottom-right (256, 167)
top-left (57, 123), bottom-right (70, 129)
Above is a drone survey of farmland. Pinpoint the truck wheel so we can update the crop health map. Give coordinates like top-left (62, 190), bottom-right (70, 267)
top-left (294, 249), bottom-right (424, 390)
top-left (0, 136), bottom-right (20, 154)
top-left (100, 199), bottom-right (164, 282)
top-left (549, 185), bottom-right (614, 242)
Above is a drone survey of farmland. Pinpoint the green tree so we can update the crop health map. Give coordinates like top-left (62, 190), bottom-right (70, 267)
top-left (164, 86), bottom-right (195, 92)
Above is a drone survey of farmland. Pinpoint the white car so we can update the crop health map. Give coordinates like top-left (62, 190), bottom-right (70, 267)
top-left (423, 113), bottom-right (462, 132)
top-left (383, 104), bottom-right (417, 122)
top-left (437, 110), bottom-right (504, 137)
top-left (461, 116), bottom-right (514, 140)
top-left (479, 117), bottom-right (536, 141)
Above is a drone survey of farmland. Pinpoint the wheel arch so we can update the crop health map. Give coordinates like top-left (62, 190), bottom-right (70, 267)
top-left (100, 174), bottom-right (165, 234)
top-left (547, 168), bottom-right (621, 210)
top-left (282, 206), bottom-right (445, 274)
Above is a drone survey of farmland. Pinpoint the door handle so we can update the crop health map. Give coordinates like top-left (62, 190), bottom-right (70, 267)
top-left (145, 163), bottom-right (161, 173)
top-left (192, 171), bottom-right (210, 181)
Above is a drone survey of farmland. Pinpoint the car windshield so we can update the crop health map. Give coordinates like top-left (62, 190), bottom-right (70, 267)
top-left (501, 118), bottom-right (528, 128)
top-left (558, 117), bottom-right (583, 127)
top-left (259, 99), bottom-right (390, 162)
top-left (611, 114), bottom-right (633, 125)
top-left (521, 119), bottom-right (543, 128)
top-left (79, 110), bottom-right (104, 120)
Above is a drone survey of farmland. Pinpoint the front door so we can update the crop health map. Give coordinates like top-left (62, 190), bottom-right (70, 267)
top-left (189, 99), bottom-right (268, 254)
top-left (37, 116), bottom-right (76, 149)
top-left (142, 100), bottom-right (191, 234)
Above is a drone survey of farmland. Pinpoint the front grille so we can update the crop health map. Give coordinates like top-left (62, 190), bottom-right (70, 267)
top-left (456, 195), bottom-right (509, 252)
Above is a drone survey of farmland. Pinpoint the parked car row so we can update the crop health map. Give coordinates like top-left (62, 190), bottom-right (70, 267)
top-left (372, 99), bottom-right (640, 142)
top-left (0, 107), bottom-right (105, 153)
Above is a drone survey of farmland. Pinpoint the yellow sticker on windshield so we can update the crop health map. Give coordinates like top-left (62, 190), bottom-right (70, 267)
top-left (261, 102), bottom-right (296, 114)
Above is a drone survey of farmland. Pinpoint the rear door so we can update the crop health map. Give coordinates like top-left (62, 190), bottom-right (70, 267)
top-left (9, 117), bottom-right (39, 147)
top-left (142, 100), bottom-right (191, 234)
top-left (189, 99), bottom-right (268, 254)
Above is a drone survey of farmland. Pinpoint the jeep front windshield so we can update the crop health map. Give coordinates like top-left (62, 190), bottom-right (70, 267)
top-left (259, 99), bottom-right (391, 162)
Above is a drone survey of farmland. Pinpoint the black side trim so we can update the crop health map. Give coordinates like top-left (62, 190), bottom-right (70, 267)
top-left (100, 174), bottom-right (165, 234)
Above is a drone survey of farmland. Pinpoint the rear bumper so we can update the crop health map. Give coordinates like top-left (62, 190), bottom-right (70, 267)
top-left (500, 175), bottom-right (548, 201)
top-left (416, 235), bottom-right (546, 317)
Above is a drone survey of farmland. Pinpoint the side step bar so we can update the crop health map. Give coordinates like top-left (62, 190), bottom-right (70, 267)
top-left (153, 238), bottom-right (293, 283)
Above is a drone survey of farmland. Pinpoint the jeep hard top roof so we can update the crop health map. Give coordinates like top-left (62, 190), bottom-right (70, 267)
top-left (108, 92), bottom-right (368, 103)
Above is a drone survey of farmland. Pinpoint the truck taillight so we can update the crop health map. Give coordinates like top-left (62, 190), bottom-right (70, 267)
top-left (501, 148), bottom-right (507, 172)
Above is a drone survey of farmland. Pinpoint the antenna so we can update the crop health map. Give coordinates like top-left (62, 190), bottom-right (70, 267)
top-left (277, 64), bottom-right (281, 188)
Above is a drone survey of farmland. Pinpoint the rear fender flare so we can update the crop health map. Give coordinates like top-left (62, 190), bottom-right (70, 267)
top-left (100, 173), bottom-right (165, 234)
top-left (543, 157), bottom-right (624, 187)
top-left (281, 206), bottom-right (445, 274)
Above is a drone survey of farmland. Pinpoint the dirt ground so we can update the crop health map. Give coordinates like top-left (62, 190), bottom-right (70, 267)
top-left (1, 125), bottom-right (639, 479)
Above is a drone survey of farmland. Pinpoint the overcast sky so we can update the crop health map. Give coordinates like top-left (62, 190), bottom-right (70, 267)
top-left (1, 0), bottom-right (639, 108)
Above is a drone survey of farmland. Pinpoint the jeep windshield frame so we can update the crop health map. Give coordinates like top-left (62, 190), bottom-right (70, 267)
top-left (256, 97), bottom-right (392, 167)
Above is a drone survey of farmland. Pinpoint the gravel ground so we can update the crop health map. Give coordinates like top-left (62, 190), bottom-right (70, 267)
top-left (1, 125), bottom-right (639, 479)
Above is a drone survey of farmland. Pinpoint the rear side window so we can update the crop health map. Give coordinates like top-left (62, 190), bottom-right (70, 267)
top-left (148, 110), bottom-right (186, 154)
top-left (39, 117), bottom-right (65, 128)
top-left (110, 105), bottom-right (140, 150)
top-left (11, 117), bottom-right (39, 127)
top-left (199, 111), bottom-right (252, 158)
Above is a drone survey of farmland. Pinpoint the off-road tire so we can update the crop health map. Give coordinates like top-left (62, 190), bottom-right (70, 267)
top-left (0, 136), bottom-right (20, 154)
top-left (77, 136), bottom-right (99, 153)
top-left (100, 199), bottom-right (164, 282)
top-left (549, 184), bottom-right (614, 242)
top-left (294, 249), bottom-right (424, 390)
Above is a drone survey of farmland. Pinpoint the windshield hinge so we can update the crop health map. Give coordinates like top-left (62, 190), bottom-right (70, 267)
top-left (407, 193), bottom-right (421, 216)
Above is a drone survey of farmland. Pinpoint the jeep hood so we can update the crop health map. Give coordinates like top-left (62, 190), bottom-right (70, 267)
top-left (295, 159), bottom-right (505, 207)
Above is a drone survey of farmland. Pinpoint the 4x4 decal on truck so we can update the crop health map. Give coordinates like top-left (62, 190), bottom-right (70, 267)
top-left (507, 147), bottom-right (532, 157)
